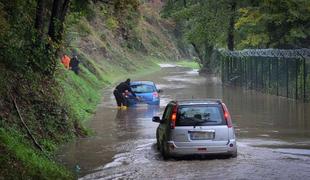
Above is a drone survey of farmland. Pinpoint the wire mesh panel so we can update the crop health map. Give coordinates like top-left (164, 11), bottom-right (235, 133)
top-left (278, 58), bottom-right (287, 97)
top-left (219, 49), bottom-right (310, 102)
top-left (305, 59), bottom-right (310, 101)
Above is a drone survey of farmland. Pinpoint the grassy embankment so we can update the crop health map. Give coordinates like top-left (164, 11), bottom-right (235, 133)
top-left (176, 60), bottom-right (200, 69)
top-left (0, 1), bottom-right (190, 179)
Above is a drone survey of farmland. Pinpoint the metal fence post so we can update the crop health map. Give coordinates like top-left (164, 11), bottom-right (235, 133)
top-left (268, 57), bottom-right (271, 93)
top-left (255, 57), bottom-right (258, 90)
top-left (250, 57), bottom-right (253, 89)
top-left (228, 56), bottom-right (231, 82)
top-left (244, 56), bottom-right (247, 89)
top-left (286, 58), bottom-right (289, 98)
top-left (261, 58), bottom-right (264, 91)
top-left (295, 59), bottom-right (298, 99)
top-left (304, 57), bottom-right (306, 101)
top-left (276, 57), bottom-right (279, 96)
top-left (239, 57), bottom-right (242, 86)
top-left (228, 56), bottom-right (230, 82)
top-left (220, 54), bottom-right (222, 82)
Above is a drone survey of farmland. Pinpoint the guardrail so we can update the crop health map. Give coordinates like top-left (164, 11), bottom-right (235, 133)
top-left (219, 49), bottom-right (310, 102)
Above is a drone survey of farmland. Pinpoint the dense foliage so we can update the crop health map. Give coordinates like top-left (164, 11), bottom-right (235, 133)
top-left (0, 0), bottom-right (142, 178)
top-left (0, 0), bottom-right (140, 75)
top-left (162, 0), bottom-right (310, 69)
top-left (0, 0), bottom-right (69, 74)
top-left (162, 0), bottom-right (231, 68)
top-left (236, 0), bottom-right (310, 49)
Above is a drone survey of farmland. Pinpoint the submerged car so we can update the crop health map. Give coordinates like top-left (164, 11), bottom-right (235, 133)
top-left (127, 81), bottom-right (161, 106)
top-left (153, 99), bottom-right (237, 159)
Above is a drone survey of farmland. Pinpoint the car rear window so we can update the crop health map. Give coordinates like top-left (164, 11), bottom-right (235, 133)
top-left (176, 105), bottom-right (225, 126)
top-left (131, 84), bottom-right (156, 93)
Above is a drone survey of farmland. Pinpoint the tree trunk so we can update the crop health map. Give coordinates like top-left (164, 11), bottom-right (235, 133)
top-left (60, 0), bottom-right (70, 22)
top-left (48, 0), bottom-right (63, 42)
top-left (35, 0), bottom-right (45, 38)
top-left (191, 43), bottom-right (204, 66)
top-left (46, 0), bottom-right (71, 75)
top-left (204, 42), bottom-right (213, 68)
top-left (183, 0), bottom-right (186, 7)
top-left (48, 0), bottom-right (71, 43)
top-left (57, 0), bottom-right (70, 41)
top-left (227, 0), bottom-right (236, 51)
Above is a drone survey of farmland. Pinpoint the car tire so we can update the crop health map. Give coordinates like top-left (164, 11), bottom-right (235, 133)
top-left (156, 133), bottom-right (160, 150)
top-left (231, 150), bottom-right (237, 158)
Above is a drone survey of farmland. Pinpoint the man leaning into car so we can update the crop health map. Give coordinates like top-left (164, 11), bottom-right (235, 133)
top-left (113, 78), bottom-right (137, 109)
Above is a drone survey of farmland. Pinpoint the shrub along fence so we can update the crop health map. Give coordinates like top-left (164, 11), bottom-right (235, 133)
top-left (219, 49), bottom-right (310, 102)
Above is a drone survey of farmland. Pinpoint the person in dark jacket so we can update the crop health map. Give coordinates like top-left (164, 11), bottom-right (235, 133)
top-left (69, 54), bottom-right (80, 75)
top-left (113, 78), bottom-right (136, 109)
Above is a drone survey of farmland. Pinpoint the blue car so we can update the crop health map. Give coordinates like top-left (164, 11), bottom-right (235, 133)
top-left (127, 81), bottom-right (161, 106)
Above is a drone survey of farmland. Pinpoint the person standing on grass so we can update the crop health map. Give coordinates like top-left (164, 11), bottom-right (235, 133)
top-left (61, 54), bottom-right (71, 69)
top-left (69, 54), bottom-right (80, 75)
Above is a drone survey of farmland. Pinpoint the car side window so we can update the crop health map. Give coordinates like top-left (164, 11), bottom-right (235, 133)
top-left (162, 105), bottom-right (172, 123)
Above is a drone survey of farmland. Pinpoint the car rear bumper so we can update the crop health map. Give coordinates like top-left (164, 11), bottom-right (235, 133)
top-left (128, 99), bottom-right (159, 106)
top-left (166, 139), bottom-right (237, 156)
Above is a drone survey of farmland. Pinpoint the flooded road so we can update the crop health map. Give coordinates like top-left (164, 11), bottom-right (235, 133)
top-left (58, 65), bottom-right (310, 179)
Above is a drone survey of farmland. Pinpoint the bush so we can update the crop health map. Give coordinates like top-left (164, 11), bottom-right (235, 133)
top-left (105, 17), bottom-right (119, 30)
top-left (78, 20), bottom-right (92, 36)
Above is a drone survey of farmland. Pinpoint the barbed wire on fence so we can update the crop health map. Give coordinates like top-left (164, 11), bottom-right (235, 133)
top-left (219, 48), bottom-right (310, 59)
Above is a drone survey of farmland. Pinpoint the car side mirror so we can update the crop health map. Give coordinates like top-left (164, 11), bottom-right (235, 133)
top-left (157, 89), bottom-right (163, 93)
top-left (152, 116), bottom-right (161, 123)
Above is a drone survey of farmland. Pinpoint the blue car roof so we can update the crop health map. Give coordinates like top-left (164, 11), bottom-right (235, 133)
top-left (130, 81), bottom-right (155, 86)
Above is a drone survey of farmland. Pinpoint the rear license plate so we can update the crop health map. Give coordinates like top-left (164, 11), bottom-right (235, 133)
top-left (190, 131), bottom-right (214, 140)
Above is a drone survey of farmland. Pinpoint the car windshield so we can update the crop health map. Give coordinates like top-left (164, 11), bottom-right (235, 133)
top-left (176, 105), bottom-right (224, 126)
top-left (131, 84), bottom-right (156, 93)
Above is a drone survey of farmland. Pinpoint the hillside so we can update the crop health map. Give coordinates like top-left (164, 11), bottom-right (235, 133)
top-left (60, 1), bottom-right (186, 123)
top-left (0, 1), bottom-right (186, 179)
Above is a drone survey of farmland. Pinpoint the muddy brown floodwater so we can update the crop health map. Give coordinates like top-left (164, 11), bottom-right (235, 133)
top-left (57, 65), bottom-right (310, 180)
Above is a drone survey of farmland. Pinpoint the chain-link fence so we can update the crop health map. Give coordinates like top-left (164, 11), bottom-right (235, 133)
top-left (219, 49), bottom-right (310, 102)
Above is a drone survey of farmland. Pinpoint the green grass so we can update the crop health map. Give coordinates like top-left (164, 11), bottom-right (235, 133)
top-left (145, 57), bottom-right (200, 69)
top-left (57, 66), bottom-right (102, 124)
top-left (56, 54), bottom-right (161, 124)
top-left (0, 128), bottom-right (74, 179)
top-left (176, 60), bottom-right (200, 69)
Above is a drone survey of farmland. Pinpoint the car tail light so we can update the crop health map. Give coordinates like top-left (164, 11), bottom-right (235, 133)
top-left (221, 103), bottom-right (233, 128)
top-left (153, 92), bottom-right (159, 98)
top-left (170, 105), bottom-right (178, 129)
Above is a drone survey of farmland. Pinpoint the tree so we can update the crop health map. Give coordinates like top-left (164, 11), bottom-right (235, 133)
top-left (163, 0), bottom-right (231, 71)
top-left (0, 0), bottom-right (75, 74)
top-left (235, 0), bottom-right (310, 49)
top-left (35, 0), bottom-right (45, 38)
top-left (227, 0), bottom-right (236, 50)
top-left (48, 0), bottom-right (71, 44)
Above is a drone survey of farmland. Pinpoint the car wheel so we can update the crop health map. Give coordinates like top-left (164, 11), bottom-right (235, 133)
top-left (156, 133), bottom-right (160, 150)
top-left (231, 150), bottom-right (237, 158)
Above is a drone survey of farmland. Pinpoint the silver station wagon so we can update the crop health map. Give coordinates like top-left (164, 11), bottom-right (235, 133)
top-left (153, 99), bottom-right (237, 159)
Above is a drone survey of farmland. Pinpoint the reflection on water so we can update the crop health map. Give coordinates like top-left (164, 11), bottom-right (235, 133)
top-left (57, 65), bottom-right (310, 177)
top-left (222, 86), bottom-right (310, 141)
top-left (58, 104), bottom-right (161, 176)
top-left (116, 106), bottom-right (160, 120)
